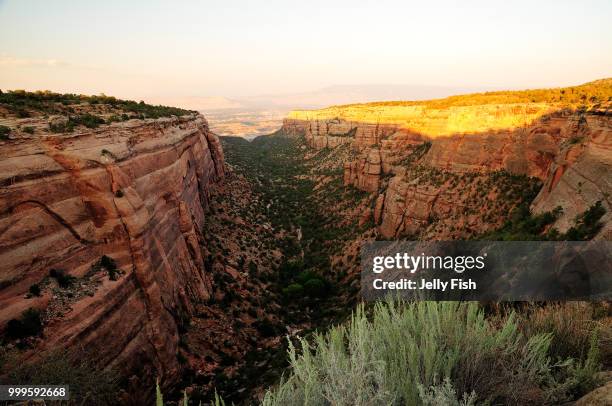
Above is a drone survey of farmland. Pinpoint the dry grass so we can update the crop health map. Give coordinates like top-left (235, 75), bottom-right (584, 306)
top-left (517, 302), bottom-right (611, 367)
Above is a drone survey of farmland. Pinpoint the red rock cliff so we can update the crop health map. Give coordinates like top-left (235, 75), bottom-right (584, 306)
top-left (0, 114), bottom-right (224, 386)
top-left (283, 104), bottom-right (612, 240)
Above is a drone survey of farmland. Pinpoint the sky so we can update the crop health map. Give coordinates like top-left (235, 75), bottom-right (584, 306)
top-left (1, 0), bottom-right (611, 104)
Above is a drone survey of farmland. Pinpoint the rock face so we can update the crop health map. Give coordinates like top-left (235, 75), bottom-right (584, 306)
top-left (283, 105), bottom-right (612, 239)
top-left (0, 115), bottom-right (224, 388)
top-left (576, 380), bottom-right (612, 405)
top-left (531, 114), bottom-right (612, 238)
top-left (343, 148), bottom-right (382, 192)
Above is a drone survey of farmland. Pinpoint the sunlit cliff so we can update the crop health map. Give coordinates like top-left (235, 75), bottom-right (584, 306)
top-left (287, 79), bottom-right (612, 137)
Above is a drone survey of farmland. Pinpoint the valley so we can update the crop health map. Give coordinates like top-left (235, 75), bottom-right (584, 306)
top-left (1, 0), bottom-right (611, 404)
top-left (203, 109), bottom-right (288, 139)
top-left (0, 81), bottom-right (611, 405)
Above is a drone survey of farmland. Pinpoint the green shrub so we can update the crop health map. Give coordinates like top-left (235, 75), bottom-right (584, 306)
top-left (23, 126), bottom-right (35, 134)
top-left (303, 278), bottom-right (327, 297)
top-left (100, 255), bottom-right (120, 280)
top-left (570, 331), bottom-right (602, 396)
top-left (49, 120), bottom-right (75, 133)
top-left (417, 378), bottom-right (476, 406)
top-left (295, 270), bottom-right (317, 285)
top-left (107, 114), bottom-right (122, 123)
top-left (282, 283), bottom-right (303, 297)
top-left (278, 259), bottom-right (304, 282)
top-left (28, 284), bottom-right (41, 297)
top-left (49, 268), bottom-right (76, 288)
top-left (0, 124), bottom-right (10, 140)
top-left (255, 318), bottom-right (279, 337)
top-left (16, 108), bottom-right (30, 118)
top-left (518, 302), bottom-right (597, 361)
top-left (71, 113), bottom-right (105, 128)
top-left (156, 379), bottom-right (164, 406)
top-left (564, 201), bottom-right (606, 240)
top-left (6, 308), bottom-right (43, 339)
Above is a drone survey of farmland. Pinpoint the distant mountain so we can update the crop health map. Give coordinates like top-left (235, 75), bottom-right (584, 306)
top-left (143, 95), bottom-right (244, 111)
top-left (144, 85), bottom-right (491, 112)
top-left (240, 84), bottom-right (489, 110)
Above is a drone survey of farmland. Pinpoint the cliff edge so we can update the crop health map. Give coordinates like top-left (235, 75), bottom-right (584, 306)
top-left (0, 93), bottom-right (224, 389)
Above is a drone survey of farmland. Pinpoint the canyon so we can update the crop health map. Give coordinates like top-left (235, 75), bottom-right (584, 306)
top-left (282, 79), bottom-right (612, 241)
top-left (0, 81), bottom-right (610, 404)
top-left (0, 94), bottom-right (349, 403)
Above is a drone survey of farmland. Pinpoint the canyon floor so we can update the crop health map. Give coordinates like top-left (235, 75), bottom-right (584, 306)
top-left (191, 133), bottom-right (372, 403)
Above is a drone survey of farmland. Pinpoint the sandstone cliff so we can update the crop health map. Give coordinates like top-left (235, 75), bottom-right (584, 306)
top-left (0, 111), bottom-right (224, 388)
top-left (283, 80), bottom-right (612, 240)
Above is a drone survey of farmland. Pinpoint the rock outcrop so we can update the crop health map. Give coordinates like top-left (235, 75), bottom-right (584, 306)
top-left (343, 148), bottom-right (382, 192)
top-left (576, 379), bottom-right (612, 405)
top-left (0, 114), bottom-right (224, 388)
top-left (531, 114), bottom-right (612, 238)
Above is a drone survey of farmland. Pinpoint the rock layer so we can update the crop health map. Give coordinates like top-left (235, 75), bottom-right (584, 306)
top-left (283, 107), bottom-right (612, 239)
top-left (0, 115), bottom-right (224, 388)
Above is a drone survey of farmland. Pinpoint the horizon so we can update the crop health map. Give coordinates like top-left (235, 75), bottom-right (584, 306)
top-left (1, 0), bottom-right (611, 109)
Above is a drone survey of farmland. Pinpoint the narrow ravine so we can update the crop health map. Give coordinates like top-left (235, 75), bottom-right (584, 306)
top-left (169, 131), bottom-right (373, 404)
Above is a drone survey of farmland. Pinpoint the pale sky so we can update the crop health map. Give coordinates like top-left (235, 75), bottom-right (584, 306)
top-left (1, 0), bottom-right (611, 102)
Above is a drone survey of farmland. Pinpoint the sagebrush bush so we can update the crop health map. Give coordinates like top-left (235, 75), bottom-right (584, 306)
top-left (517, 302), bottom-right (597, 361)
top-left (417, 378), bottom-right (476, 406)
top-left (262, 300), bottom-right (601, 406)
top-left (6, 308), bottom-right (43, 339)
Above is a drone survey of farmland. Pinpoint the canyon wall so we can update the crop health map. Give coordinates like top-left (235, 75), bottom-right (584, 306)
top-left (0, 114), bottom-right (224, 388)
top-left (283, 105), bottom-right (612, 240)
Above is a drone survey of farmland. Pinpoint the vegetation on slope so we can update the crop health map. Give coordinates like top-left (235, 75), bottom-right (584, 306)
top-left (1, 349), bottom-right (119, 404)
top-left (157, 134), bottom-right (371, 404)
top-left (386, 166), bottom-right (544, 240)
top-left (0, 89), bottom-right (194, 118)
top-left (480, 200), bottom-right (606, 241)
top-left (338, 78), bottom-right (612, 109)
top-left (217, 132), bottom-right (610, 406)
top-left (221, 134), bottom-right (371, 302)
top-left (0, 90), bottom-right (195, 138)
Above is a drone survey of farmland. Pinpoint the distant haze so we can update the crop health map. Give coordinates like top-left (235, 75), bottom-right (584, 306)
top-left (168, 84), bottom-right (489, 112)
top-left (236, 84), bottom-right (492, 110)
top-left (1, 0), bottom-right (611, 109)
